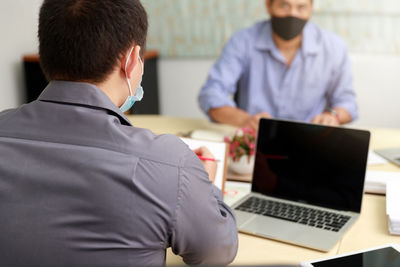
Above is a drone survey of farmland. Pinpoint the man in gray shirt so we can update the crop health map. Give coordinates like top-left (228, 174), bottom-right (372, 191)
top-left (0, 0), bottom-right (238, 266)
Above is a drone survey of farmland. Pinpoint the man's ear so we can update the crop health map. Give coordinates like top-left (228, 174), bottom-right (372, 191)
top-left (121, 45), bottom-right (141, 79)
top-left (266, 0), bottom-right (272, 14)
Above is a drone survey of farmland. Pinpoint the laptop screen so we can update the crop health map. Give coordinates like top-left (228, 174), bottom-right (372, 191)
top-left (252, 119), bottom-right (370, 213)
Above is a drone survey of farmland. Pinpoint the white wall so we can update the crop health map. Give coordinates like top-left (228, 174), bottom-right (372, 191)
top-left (0, 0), bottom-right (42, 110)
top-left (158, 59), bottom-right (211, 119)
top-left (351, 54), bottom-right (400, 128)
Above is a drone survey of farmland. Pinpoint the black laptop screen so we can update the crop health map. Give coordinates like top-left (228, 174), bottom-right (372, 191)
top-left (252, 119), bottom-right (370, 213)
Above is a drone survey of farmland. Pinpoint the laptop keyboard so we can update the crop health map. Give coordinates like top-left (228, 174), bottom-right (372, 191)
top-left (235, 197), bottom-right (351, 232)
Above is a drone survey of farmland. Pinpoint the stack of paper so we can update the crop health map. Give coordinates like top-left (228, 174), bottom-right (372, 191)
top-left (365, 171), bottom-right (400, 194)
top-left (386, 180), bottom-right (400, 235)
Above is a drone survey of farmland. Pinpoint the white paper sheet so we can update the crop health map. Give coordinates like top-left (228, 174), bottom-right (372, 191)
top-left (180, 137), bottom-right (227, 191)
top-left (386, 180), bottom-right (400, 235)
top-left (386, 181), bottom-right (400, 216)
top-left (368, 151), bottom-right (388, 165)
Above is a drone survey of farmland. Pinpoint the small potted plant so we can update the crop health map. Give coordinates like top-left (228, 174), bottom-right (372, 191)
top-left (224, 127), bottom-right (257, 174)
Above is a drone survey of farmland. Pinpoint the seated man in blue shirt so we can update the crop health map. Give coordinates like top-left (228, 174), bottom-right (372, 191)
top-left (198, 0), bottom-right (358, 130)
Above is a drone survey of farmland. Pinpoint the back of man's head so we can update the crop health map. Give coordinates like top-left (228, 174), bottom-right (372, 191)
top-left (38, 0), bottom-right (148, 83)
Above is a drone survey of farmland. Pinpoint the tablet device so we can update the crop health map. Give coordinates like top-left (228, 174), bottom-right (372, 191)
top-left (301, 244), bottom-right (400, 267)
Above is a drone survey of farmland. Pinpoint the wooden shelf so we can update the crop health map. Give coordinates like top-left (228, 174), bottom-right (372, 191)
top-left (23, 50), bottom-right (159, 63)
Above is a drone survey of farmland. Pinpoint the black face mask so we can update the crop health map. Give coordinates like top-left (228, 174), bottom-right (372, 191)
top-left (271, 16), bottom-right (308, 41)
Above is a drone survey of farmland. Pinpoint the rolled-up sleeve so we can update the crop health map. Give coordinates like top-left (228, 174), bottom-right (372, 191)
top-left (170, 150), bottom-right (238, 265)
top-left (327, 40), bottom-right (359, 121)
top-left (198, 30), bottom-right (249, 116)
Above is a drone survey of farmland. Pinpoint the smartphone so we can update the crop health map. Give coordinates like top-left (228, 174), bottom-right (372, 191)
top-left (301, 244), bottom-right (400, 267)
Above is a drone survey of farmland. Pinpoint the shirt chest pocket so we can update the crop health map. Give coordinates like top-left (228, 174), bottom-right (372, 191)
top-left (293, 76), bottom-right (329, 117)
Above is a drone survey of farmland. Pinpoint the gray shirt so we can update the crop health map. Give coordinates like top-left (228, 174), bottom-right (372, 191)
top-left (0, 81), bottom-right (238, 266)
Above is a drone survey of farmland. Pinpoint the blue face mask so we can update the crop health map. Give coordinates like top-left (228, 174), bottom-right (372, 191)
top-left (120, 47), bottom-right (144, 113)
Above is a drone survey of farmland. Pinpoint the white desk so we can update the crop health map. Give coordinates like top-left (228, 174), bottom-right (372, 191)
top-left (127, 115), bottom-right (400, 265)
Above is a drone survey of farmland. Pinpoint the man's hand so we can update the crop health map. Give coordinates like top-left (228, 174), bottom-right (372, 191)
top-left (209, 107), bottom-right (272, 132)
top-left (242, 112), bottom-right (272, 132)
top-left (193, 146), bottom-right (217, 183)
top-left (312, 112), bottom-right (339, 126)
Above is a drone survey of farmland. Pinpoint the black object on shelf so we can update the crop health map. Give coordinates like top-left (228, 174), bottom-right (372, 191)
top-left (22, 52), bottom-right (160, 115)
top-left (129, 52), bottom-right (160, 115)
top-left (23, 55), bottom-right (48, 104)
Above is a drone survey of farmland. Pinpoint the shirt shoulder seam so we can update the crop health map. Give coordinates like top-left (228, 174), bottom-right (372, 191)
top-left (167, 149), bottom-right (190, 247)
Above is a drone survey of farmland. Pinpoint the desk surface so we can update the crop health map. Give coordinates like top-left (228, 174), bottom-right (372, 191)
top-left (126, 115), bottom-right (400, 265)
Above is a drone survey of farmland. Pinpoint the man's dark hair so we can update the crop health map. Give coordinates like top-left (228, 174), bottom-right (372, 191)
top-left (39, 0), bottom-right (148, 83)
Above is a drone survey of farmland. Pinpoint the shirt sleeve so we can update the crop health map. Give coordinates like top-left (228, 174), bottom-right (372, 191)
top-left (327, 39), bottom-right (359, 121)
top-left (198, 30), bottom-right (250, 116)
top-left (170, 149), bottom-right (238, 265)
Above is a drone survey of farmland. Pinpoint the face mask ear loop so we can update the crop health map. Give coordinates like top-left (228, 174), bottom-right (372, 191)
top-left (125, 47), bottom-right (134, 97)
top-left (139, 56), bottom-right (144, 76)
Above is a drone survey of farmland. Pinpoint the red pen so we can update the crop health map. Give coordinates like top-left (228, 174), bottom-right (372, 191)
top-left (197, 156), bottom-right (220, 162)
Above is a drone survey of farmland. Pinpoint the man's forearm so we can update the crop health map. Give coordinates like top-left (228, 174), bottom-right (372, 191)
top-left (209, 106), bottom-right (251, 127)
top-left (333, 107), bottom-right (352, 124)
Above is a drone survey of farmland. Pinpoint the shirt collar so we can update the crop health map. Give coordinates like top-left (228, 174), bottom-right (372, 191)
top-left (255, 20), bottom-right (320, 56)
top-left (38, 80), bottom-right (132, 126)
top-left (301, 22), bottom-right (319, 55)
top-left (255, 21), bottom-right (276, 52)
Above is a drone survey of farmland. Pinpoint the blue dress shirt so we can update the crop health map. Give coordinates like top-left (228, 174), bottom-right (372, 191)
top-left (199, 20), bottom-right (358, 122)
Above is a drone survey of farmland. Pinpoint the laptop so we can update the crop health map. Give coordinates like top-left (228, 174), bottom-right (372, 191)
top-left (232, 119), bottom-right (371, 252)
top-left (374, 148), bottom-right (400, 167)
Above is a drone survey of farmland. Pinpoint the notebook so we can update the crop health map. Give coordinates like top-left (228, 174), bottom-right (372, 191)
top-left (180, 137), bottom-right (228, 192)
top-left (231, 118), bottom-right (370, 252)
